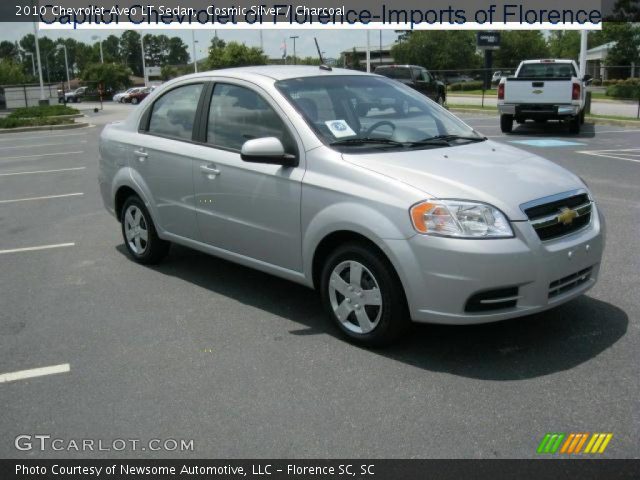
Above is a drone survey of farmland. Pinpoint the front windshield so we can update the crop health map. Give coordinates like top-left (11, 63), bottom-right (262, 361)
top-left (275, 75), bottom-right (483, 152)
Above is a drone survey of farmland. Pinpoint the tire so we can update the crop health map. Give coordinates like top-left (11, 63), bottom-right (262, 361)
top-left (515, 117), bottom-right (524, 124)
top-left (568, 115), bottom-right (581, 134)
top-left (500, 114), bottom-right (513, 133)
top-left (435, 94), bottom-right (445, 107)
top-left (131, 97), bottom-right (139, 105)
top-left (320, 242), bottom-right (409, 347)
top-left (580, 109), bottom-right (586, 125)
top-left (121, 196), bottom-right (170, 265)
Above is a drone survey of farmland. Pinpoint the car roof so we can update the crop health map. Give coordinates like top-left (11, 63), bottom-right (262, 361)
top-left (178, 65), bottom-right (373, 82)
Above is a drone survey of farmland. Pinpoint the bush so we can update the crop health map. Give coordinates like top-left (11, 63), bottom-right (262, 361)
top-left (0, 117), bottom-right (74, 129)
top-left (605, 79), bottom-right (640, 99)
top-left (447, 81), bottom-right (485, 91)
top-left (9, 105), bottom-right (79, 119)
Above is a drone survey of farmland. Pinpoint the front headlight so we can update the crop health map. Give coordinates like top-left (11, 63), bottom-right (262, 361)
top-left (410, 200), bottom-right (513, 238)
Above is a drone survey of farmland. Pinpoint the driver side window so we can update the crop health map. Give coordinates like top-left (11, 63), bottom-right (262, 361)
top-left (207, 84), bottom-right (296, 154)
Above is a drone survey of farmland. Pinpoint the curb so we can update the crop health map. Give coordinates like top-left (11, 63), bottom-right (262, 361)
top-left (448, 107), bottom-right (640, 127)
top-left (0, 122), bottom-right (90, 134)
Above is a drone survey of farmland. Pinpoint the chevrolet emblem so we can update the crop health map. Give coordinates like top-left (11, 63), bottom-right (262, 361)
top-left (532, 89), bottom-right (543, 94)
top-left (557, 207), bottom-right (578, 225)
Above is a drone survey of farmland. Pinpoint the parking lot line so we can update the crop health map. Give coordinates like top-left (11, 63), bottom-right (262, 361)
top-left (0, 363), bottom-right (70, 383)
top-left (0, 151), bottom-right (84, 161)
top-left (0, 192), bottom-right (84, 204)
top-left (0, 132), bottom-right (87, 142)
top-left (0, 141), bottom-right (87, 150)
top-left (578, 149), bottom-right (640, 164)
top-left (0, 167), bottom-right (86, 177)
top-left (0, 243), bottom-right (75, 255)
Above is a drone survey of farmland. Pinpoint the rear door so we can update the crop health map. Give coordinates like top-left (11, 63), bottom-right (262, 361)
top-left (133, 82), bottom-right (206, 239)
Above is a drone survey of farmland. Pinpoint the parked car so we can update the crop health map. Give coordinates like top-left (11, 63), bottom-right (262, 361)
top-left (375, 65), bottom-right (446, 105)
top-left (445, 74), bottom-right (474, 84)
top-left (99, 66), bottom-right (604, 346)
top-left (491, 71), bottom-right (505, 86)
top-left (59, 86), bottom-right (87, 103)
top-left (497, 59), bottom-right (592, 134)
top-left (123, 87), bottom-right (153, 104)
top-left (113, 88), bottom-right (137, 103)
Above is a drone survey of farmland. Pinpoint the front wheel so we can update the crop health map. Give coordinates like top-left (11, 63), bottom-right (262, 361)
top-left (500, 114), bottom-right (513, 133)
top-left (121, 196), bottom-right (170, 265)
top-left (131, 97), bottom-right (139, 105)
top-left (320, 243), bottom-right (409, 347)
top-left (435, 94), bottom-right (445, 107)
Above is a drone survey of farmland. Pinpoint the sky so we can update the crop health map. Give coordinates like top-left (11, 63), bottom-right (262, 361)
top-left (1, 24), bottom-right (400, 61)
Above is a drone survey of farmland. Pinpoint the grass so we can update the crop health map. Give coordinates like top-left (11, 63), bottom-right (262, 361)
top-left (8, 105), bottom-right (79, 119)
top-left (448, 89), bottom-right (618, 101)
top-left (0, 117), bottom-right (74, 129)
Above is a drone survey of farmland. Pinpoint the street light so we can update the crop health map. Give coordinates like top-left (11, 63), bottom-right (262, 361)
top-left (56, 44), bottom-right (71, 91)
top-left (289, 36), bottom-right (299, 65)
top-left (191, 30), bottom-right (198, 73)
top-left (91, 35), bottom-right (104, 63)
top-left (32, 21), bottom-right (46, 103)
top-left (25, 52), bottom-right (35, 76)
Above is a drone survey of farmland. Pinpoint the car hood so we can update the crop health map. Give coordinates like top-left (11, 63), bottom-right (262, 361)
top-left (342, 140), bottom-right (584, 221)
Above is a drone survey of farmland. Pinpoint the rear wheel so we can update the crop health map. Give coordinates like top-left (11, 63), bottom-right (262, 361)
top-left (500, 114), bottom-right (513, 133)
top-left (121, 196), bottom-right (170, 265)
top-left (131, 97), bottom-right (139, 105)
top-left (580, 109), bottom-right (586, 125)
top-left (320, 243), bottom-right (409, 347)
top-left (568, 115), bottom-right (581, 134)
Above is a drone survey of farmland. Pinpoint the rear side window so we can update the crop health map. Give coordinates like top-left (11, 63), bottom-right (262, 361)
top-left (207, 83), bottom-right (295, 153)
top-left (375, 67), bottom-right (412, 80)
top-left (147, 83), bottom-right (204, 140)
top-left (518, 63), bottom-right (576, 78)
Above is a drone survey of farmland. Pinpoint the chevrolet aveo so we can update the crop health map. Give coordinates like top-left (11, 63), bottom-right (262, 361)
top-left (99, 66), bottom-right (604, 346)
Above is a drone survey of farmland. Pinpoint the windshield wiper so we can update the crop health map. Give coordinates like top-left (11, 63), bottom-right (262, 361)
top-left (329, 137), bottom-right (407, 147)
top-left (409, 134), bottom-right (487, 146)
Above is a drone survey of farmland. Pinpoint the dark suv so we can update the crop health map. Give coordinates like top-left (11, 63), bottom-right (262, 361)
top-left (375, 65), bottom-right (446, 105)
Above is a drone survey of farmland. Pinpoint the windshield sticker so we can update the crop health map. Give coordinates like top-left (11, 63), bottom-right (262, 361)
top-left (325, 120), bottom-right (356, 138)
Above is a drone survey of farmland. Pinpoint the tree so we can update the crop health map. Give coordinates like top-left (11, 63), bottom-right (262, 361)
top-left (391, 31), bottom-right (481, 72)
top-left (548, 31), bottom-right (581, 61)
top-left (493, 31), bottom-right (550, 69)
top-left (101, 35), bottom-right (121, 63)
top-left (119, 30), bottom-right (143, 76)
top-left (204, 41), bottom-right (266, 70)
top-left (0, 41), bottom-right (20, 62)
top-left (589, 23), bottom-right (640, 78)
top-left (80, 63), bottom-right (132, 91)
top-left (167, 37), bottom-right (189, 65)
top-left (607, 0), bottom-right (640, 21)
top-left (0, 59), bottom-right (28, 84)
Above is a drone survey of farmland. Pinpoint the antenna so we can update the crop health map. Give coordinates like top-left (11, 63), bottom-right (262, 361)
top-left (314, 37), bottom-right (332, 71)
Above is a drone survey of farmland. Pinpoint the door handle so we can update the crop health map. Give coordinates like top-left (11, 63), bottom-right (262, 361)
top-left (200, 164), bottom-right (220, 177)
top-left (134, 149), bottom-right (148, 160)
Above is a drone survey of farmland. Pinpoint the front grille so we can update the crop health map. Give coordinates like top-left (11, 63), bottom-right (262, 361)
top-left (465, 287), bottom-right (519, 313)
top-left (524, 193), bottom-right (592, 241)
top-left (548, 267), bottom-right (593, 298)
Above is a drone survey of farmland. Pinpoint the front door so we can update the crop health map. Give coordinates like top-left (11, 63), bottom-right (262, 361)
top-left (192, 82), bottom-right (304, 272)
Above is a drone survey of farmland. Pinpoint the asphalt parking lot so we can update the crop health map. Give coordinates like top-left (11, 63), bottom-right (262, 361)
top-left (1, 102), bottom-right (638, 458)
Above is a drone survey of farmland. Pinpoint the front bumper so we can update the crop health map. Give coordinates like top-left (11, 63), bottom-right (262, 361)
top-left (386, 205), bottom-right (604, 325)
top-left (498, 103), bottom-right (580, 118)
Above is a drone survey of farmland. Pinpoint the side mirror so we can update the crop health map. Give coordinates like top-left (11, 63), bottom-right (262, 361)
top-left (583, 74), bottom-right (593, 85)
top-left (240, 137), bottom-right (298, 167)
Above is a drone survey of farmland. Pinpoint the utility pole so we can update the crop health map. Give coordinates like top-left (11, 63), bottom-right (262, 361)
top-left (366, 30), bottom-right (371, 73)
top-left (260, 31), bottom-right (263, 52)
top-left (32, 21), bottom-right (46, 103)
top-left (58, 44), bottom-right (71, 91)
top-left (140, 36), bottom-right (147, 86)
top-left (290, 36), bottom-right (299, 65)
top-left (26, 52), bottom-right (35, 76)
top-left (191, 30), bottom-right (198, 73)
top-left (579, 30), bottom-right (588, 78)
top-left (92, 35), bottom-right (104, 63)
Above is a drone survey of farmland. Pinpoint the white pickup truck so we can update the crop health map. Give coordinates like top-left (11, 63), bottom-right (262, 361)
top-left (497, 59), bottom-right (592, 134)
